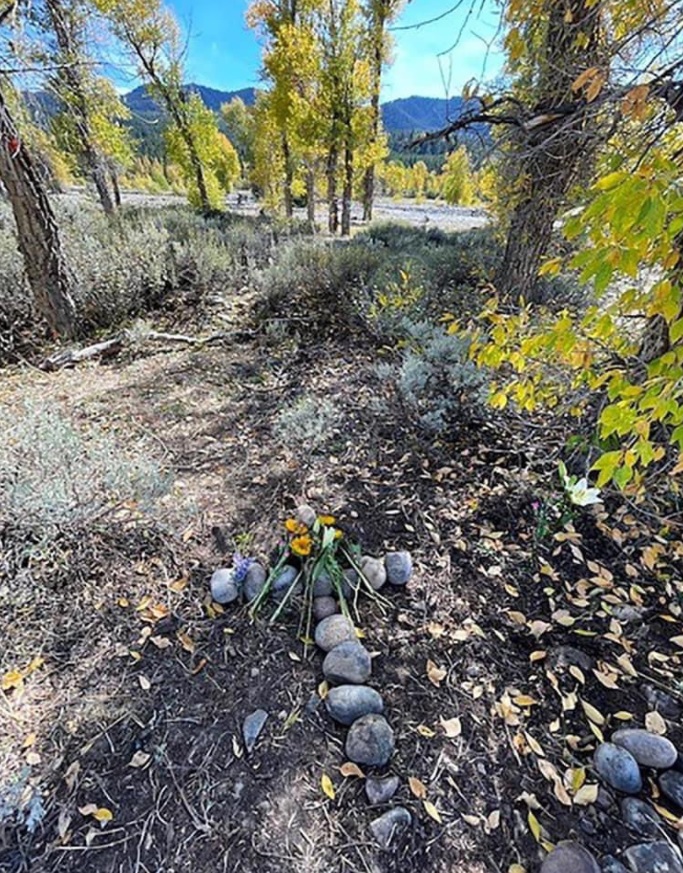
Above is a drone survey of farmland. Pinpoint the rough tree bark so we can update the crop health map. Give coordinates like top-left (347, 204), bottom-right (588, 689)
top-left (0, 89), bottom-right (77, 338)
top-left (45, 0), bottom-right (116, 214)
top-left (341, 140), bottom-right (353, 236)
top-left (327, 143), bottom-right (339, 233)
top-left (494, 0), bottom-right (603, 298)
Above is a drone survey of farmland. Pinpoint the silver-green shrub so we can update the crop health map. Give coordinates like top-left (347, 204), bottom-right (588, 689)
top-left (0, 401), bottom-right (169, 542)
top-left (274, 396), bottom-right (340, 452)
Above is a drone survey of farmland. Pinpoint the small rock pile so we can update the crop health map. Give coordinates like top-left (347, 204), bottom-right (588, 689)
top-left (209, 509), bottom-right (416, 850)
top-left (315, 553), bottom-right (414, 848)
top-left (541, 728), bottom-right (683, 873)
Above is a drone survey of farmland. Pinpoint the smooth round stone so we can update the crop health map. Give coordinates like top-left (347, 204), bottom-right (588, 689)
top-left (369, 807), bottom-right (411, 849)
top-left (272, 565), bottom-right (301, 602)
top-left (384, 551), bottom-right (413, 586)
top-left (346, 714), bottom-right (395, 766)
top-left (594, 743), bottom-right (642, 794)
top-left (620, 797), bottom-right (662, 838)
top-left (243, 563), bottom-right (267, 602)
top-left (295, 504), bottom-right (316, 528)
top-left (644, 686), bottom-right (681, 720)
top-left (313, 596), bottom-right (339, 621)
top-left (340, 568), bottom-right (360, 600)
top-left (541, 842), bottom-right (600, 873)
top-left (210, 568), bottom-right (240, 604)
top-left (315, 615), bottom-right (356, 652)
top-left (360, 556), bottom-right (387, 591)
top-left (612, 729), bottom-right (678, 769)
top-left (601, 857), bottom-right (629, 873)
top-left (365, 775), bottom-right (399, 805)
top-left (660, 771), bottom-right (683, 808)
top-left (325, 685), bottom-right (384, 726)
top-left (313, 571), bottom-right (333, 597)
top-left (623, 842), bottom-right (683, 873)
top-left (322, 641), bottom-right (372, 685)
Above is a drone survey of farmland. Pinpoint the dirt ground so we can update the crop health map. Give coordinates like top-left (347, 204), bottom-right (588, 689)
top-left (2, 225), bottom-right (683, 873)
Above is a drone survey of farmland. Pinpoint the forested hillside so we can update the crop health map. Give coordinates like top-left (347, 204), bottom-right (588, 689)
top-left (2, 2), bottom-right (683, 873)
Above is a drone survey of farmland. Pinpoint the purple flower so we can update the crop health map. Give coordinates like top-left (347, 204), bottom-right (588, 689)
top-left (531, 501), bottom-right (540, 513)
top-left (232, 551), bottom-right (254, 583)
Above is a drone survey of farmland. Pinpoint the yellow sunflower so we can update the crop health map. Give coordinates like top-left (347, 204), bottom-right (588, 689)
top-left (291, 535), bottom-right (313, 557)
top-left (318, 515), bottom-right (336, 526)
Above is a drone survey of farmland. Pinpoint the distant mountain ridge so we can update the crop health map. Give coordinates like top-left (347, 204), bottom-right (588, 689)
top-left (122, 83), bottom-right (466, 133)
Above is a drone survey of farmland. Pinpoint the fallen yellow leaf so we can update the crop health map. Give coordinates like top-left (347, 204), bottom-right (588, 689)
top-left (408, 777), bottom-right (427, 799)
top-left (423, 800), bottom-right (442, 823)
top-left (321, 773), bottom-right (335, 800)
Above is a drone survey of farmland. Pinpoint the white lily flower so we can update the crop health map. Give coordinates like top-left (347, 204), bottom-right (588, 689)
top-left (567, 477), bottom-right (602, 506)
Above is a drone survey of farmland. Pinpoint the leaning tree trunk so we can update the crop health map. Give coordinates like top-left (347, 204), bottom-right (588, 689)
top-left (0, 91), bottom-right (76, 338)
top-left (494, 0), bottom-right (603, 298)
top-left (46, 0), bottom-right (116, 215)
top-left (341, 141), bottom-right (353, 236)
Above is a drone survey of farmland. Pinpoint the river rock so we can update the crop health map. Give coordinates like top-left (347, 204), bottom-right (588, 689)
top-left (295, 504), bottom-right (317, 528)
top-left (322, 641), bottom-right (372, 685)
top-left (211, 568), bottom-right (240, 604)
top-left (623, 842), bottom-right (683, 873)
top-left (548, 645), bottom-right (594, 673)
top-left (660, 771), bottom-right (683, 808)
top-left (594, 743), bottom-right (642, 794)
top-left (369, 807), bottom-right (411, 849)
top-left (315, 614), bottom-right (357, 652)
top-left (365, 775), bottom-right (399, 805)
top-left (601, 857), bottom-right (629, 873)
top-left (541, 842), bottom-right (600, 873)
top-left (325, 685), bottom-right (384, 726)
top-left (612, 729), bottom-right (678, 769)
top-left (243, 563), bottom-right (267, 602)
top-left (384, 551), bottom-right (413, 586)
top-left (612, 605), bottom-right (645, 623)
top-left (346, 714), bottom-right (395, 766)
top-left (361, 556), bottom-right (387, 591)
top-left (620, 798), bottom-right (662, 838)
top-left (243, 709), bottom-right (268, 754)
top-left (313, 596), bottom-right (339, 621)
top-left (313, 571), bottom-right (333, 597)
top-left (340, 568), bottom-right (360, 600)
top-left (644, 685), bottom-right (681, 720)
top-left (272, 565), bottom-right (301, 602)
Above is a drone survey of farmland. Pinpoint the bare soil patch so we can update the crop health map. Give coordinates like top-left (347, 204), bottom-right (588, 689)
top-left (2, 290), bottom-right (683, 873)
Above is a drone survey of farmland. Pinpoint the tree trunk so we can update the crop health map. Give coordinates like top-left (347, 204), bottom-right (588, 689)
top-left (306, 166), bottom-right (316, 230)
top-left (495, 0), bottom-right (603, 297)
top-left (341, 141), bottom-right (353, 236)
top-left (327, 143), bottom-right (339, 234)
top-left (46, 0), bottom-right (116, 215)
top-left (362, 45), bottom-right (384, 222)
top-left (282, 134), bottom-right (293, 218)
top-left (110, 168), bottom-right (122, 208)
top-left (0, 92), bottom-right (77, 338)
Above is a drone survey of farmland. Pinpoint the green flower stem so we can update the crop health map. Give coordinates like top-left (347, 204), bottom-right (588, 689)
top-left (269, 567), bottom-right (303, 624)
top-left (249, 548), bottom-right (289, 618)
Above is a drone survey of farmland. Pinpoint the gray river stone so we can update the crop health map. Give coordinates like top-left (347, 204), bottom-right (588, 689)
top-left (360, 556), bottom-right (387, 591)
top-left (346, 714), bottom-right (395, 766)
top-left (272, 565), bottom-right (301, 602)
top-left (369, 807), bottom-right (411, 849)
top-left (322, 641), bottom-right (372, 685)
top-left (594, 743), bottom-right (643, 794)
top-left (365, 775), bottom-right (399, 805)
top-left (601, 857), bottom-right (629, 873)
top-left (325, 685), bottom-right (384, 726)
top-left (660, 771), bottom-right (683, 808)
top-left (313, 571), bottom-right (333, 597)
top-left (384, 551), bottom-right (413, 586)
top-left (295, 504), bottom-right (317, 528)
top-left (612, 729), bottom-right (678, 769)
top-left (243, 709), bottom-right (268, 754)
top-left (620, 797), bottom-right (662, 838)
top-left (623, 842), bottom-right (683, 873)
top-left (313, 596), bottom-right (339, 621)
top-left (210, 568), bottom-right (240, 604)
top-left (315, 614), bottom-right (356, 652)
top-left (541, 842), bottom-right (601, 873)
top-left (243, 563), bottom-right (267, 602)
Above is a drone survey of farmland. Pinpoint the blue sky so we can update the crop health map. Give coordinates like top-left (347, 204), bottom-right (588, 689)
top-left (164, 1), bottom-right (504, 99)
